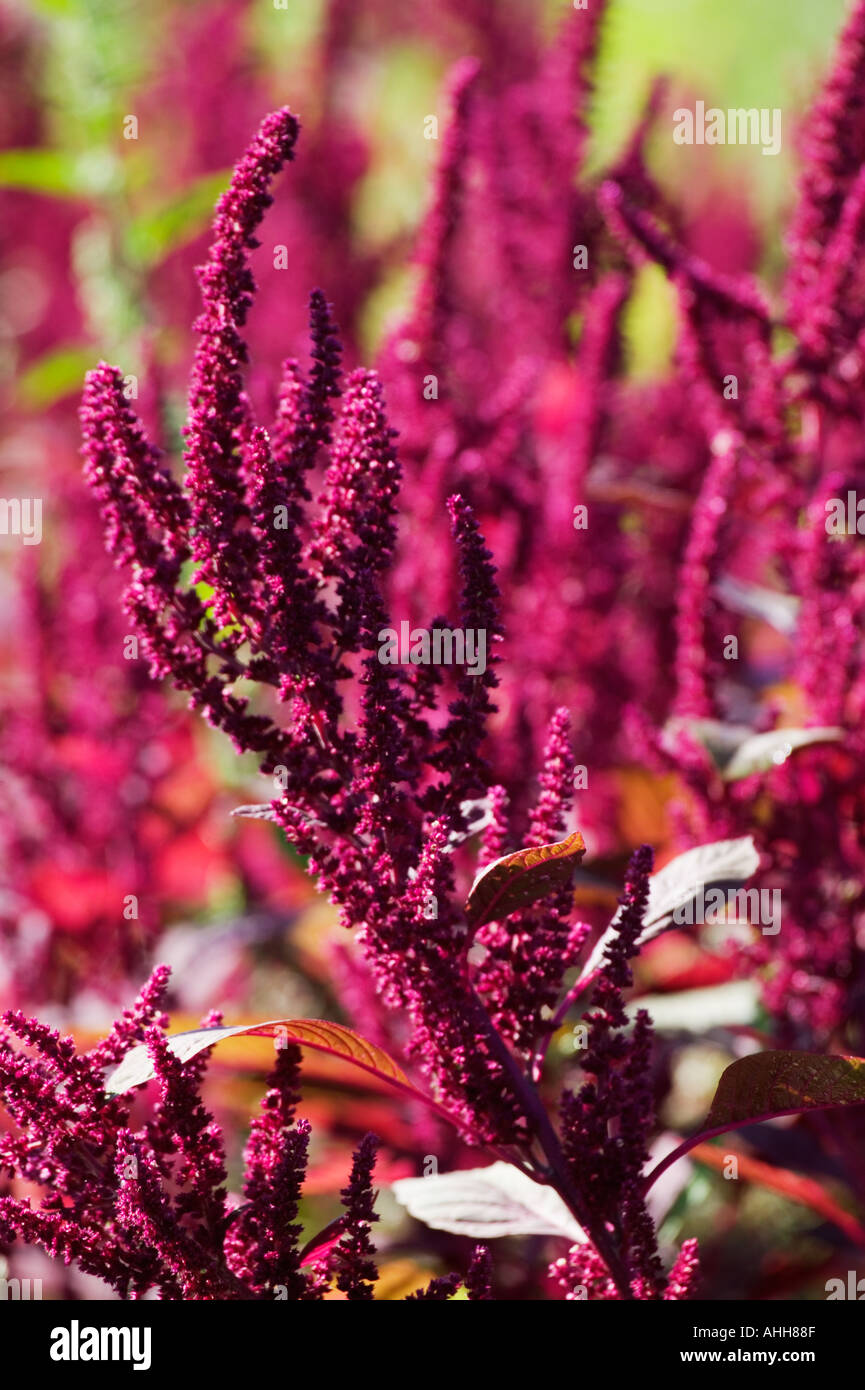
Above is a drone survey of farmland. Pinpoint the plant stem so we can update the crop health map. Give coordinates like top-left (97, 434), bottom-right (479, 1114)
top-left (468, 986), bottom-right (634, 1299)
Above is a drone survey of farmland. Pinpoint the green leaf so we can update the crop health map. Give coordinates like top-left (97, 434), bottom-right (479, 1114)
top-left (0, 149), bottom-right (76, 196)
top-left (29, 0), bottom-right (75, 13)
top-left (621, 264), bottom-right (677, 382)
top-left (0, 148), bottom-right (119, 198)
top-left (464, 831), bottom-right (586, 928)
top-left (124, 170), bottom-right (232, 269)
top-left (17, 345), bottom-right (96, 407)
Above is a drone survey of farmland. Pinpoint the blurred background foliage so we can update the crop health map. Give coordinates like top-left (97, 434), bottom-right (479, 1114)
top-left (0, 0), bottom-right (852, 404)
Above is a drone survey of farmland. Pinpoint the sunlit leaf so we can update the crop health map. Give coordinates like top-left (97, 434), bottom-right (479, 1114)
top-left (464, 831), bottom-right (585, 927)
top-left (392, 1161), bottom-right (585, 1242)
top-left (230, 803), bottom-right (279, 822)
top-left (582, 836), bottom-right (759, 979)
top-left (721, 726), bottom-right (843, 781)
top-left (231, 803), bottom-right (324, 830)
top-left (629, 980), bottom-right (759, 1033)
top-left (445, 796), bottom-right (495, 850)
top-left (104, 1018), bottom-right (420, 1102)
top-left (645, 837), bottom-right (761, 929)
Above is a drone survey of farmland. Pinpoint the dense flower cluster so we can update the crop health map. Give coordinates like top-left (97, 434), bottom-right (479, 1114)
top-left (619, 1), bottom-right (865, 1058)
top-left (374, 0), bottom-right (865, 1067)
top-left (75, 90), bottom-right (703, 1297)
top-left (0, 965), bottom-right (488, 1300)
top-left (81, 106), bottom-right (523, 1150)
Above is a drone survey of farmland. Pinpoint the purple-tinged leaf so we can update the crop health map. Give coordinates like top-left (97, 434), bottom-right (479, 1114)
top-left (644, 1051), bottom-right (865, 1192)
top-left (298, 1215), bottom-right (349, 1267)
top-left (106, 1018), bottom-right (414, 1098)
top-left (704, 1050), bottom-right (865, 1130)
top-left (465, 831), bottom-right (585, 927)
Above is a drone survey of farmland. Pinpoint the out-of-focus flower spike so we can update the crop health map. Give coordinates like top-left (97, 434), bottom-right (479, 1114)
top-left (541, 0), bottom-right (608, 169)
top-left (793, 161), bottom-right (865, 364)
top-left (402, 57), bottom-right (480, 371)
top-left (672, 438), bottom-right (741, 720)
top-left (550, 271), bottom-right (629, 540)
top-left (786, 0), bottom-right (865, 318)
top-left (601, 179), bottom-right (784, 449)
top-left (600, 180), bottom-right (770, 325)
top-left (794, 463), bottom-right (865, 730)
top-left (608, 76), bottom-right (669, 211)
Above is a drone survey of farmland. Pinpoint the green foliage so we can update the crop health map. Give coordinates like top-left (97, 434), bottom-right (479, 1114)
top-left (0, 148), bottom-right (120, 198)
top-left (17, 344), bottom-right (96, 406)
top-left (123, 170), bottom-right (233, 269)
